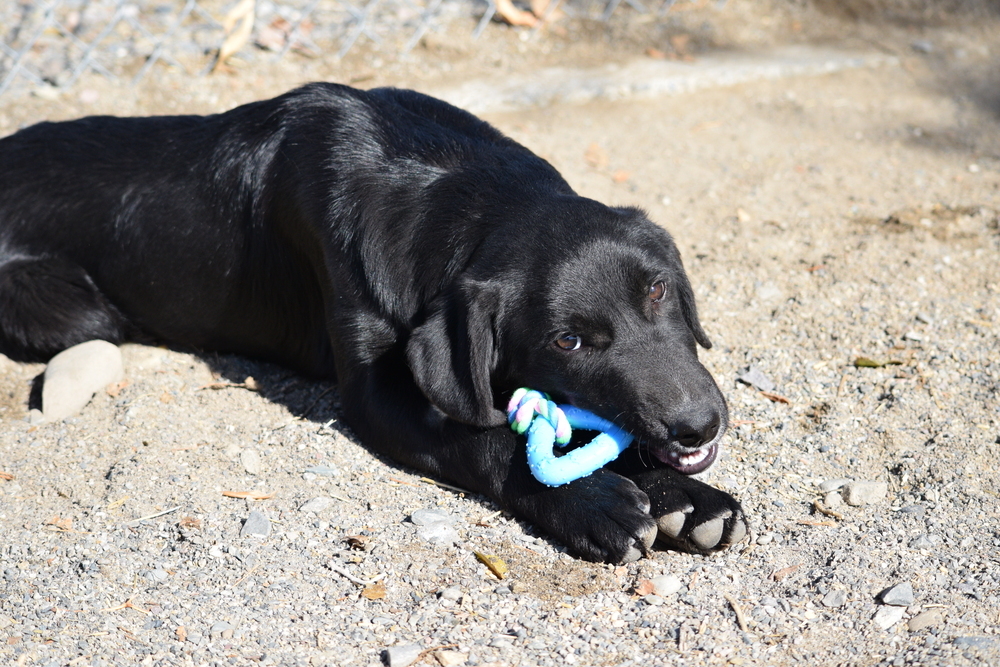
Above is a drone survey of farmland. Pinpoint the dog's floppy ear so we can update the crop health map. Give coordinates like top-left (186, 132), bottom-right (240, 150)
top-left (676, 269), bottom-right (712, 349)
top-left (406, 278), bottom-right (507, 427)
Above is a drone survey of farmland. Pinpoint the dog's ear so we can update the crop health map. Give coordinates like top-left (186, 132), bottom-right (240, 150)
top-left (676, 270), bottom-right (712, 349)
top-left (406, 279), bottom-right (507, 427)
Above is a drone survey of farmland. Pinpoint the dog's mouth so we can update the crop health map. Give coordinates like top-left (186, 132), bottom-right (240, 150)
top-left (652, 442), bottom-right (719, 475)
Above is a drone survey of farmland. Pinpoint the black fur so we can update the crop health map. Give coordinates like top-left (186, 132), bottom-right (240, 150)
top-left (0, 83), bottom-right (746, 562)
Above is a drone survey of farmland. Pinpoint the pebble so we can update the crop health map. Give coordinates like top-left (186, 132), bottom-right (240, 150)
top-left (873, 606), bottom-right (906, 630)
top-left (650, 574), bottom-right (682, 596)
top-left (41, 340), bottom-right (124, 421)
top-left (241, 449), bottom-right (262, 475)
top-left (300, 497), bottom-right (334, 513)
top-left (642, 594), bottom-right (664, 606)
top-left (880, 582), bottom-right (914, 606)
top-left (210, 621), bottom-right (232, 635)
top-left (416, 523), bottom-right (458, 546)
top-left (304, 465), bottom-right (338, 476)
top-left (818, 478), bottom-right (851, 493)
top-left (385, 643), bottom-right (423, 667)
top-left (953, 637), bottom-right (1000, 650)
top-left (737, 365), bottom-right (775, 392)
top-left (439, 587), bottom-right (463, 602)
top-left (909, 534), bottom-right (940, 549)
top-left (241, 511), bottom-right (272, 538)
top-left (907, 609), bottom-right (943, 632)
top-left (149, 568), bottom-right (169, 582)
top-left (410, 508), bottom-right (454, 526)
top-left (433, 650), bottom-right (468, 667)
top-left (842, 480), bottom-right (888, 506)
top-left (822, 589), bottom-right (848, 608)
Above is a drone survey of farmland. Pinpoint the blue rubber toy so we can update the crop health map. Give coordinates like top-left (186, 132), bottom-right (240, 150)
top-left (507, 388), bottom-right (633, 487)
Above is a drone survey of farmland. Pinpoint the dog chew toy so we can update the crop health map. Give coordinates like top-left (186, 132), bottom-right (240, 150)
top-left (507, 388), bottom-right (633, 487)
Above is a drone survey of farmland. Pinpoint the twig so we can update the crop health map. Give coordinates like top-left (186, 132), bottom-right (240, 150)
top-left (419, 477), bottom-right (471, 495)
top-left (100, 598), bottom-right (151, 615)
top-left (813, 499), bottom-right (844, 520)
top-left (724, 593), bottom-right (749, 632)
top-left (127, 505), bottom-right (181, 525)
top-left (796, 519), bottom-right (836, 527)
top-left (329, 565), bottom-right (386, 587)
top-left (0, 471), bottom-right (14, 481)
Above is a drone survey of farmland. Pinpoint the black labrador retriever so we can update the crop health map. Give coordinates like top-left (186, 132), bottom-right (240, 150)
top-left (0, 83), bottom-right (746, 562)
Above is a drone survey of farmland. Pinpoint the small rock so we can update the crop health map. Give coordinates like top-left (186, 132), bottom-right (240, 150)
top-left (650, 574), bottom-right (682, 596)
top-left (42, 340), bottom-right (124, 421)
top-left (880, 582), bottom-right (914, 606)
top-left (416, 523), bottom-right (458, 546)
top-left (823, 491), bottom-right (843, 509)
top-left (209, 621), bottom-right (232, 636)
top-left (241, 511), bottom-right (271, 538)
top-left (302, 472), bottom-right (318, 482)
top-left (818, 478), bottom-right (851, 493)
top-left (954, 636), bottom-right (1000, 650)
top-left (898, 504), bottom-right (925, 516)
top-left (642, 594), bottom-right (664, 606)
top-left (299, 497), bottom-right (334, 513)
top-left (909, 534), bottom-right (939, 549)
top-left (148, 568), bottom-right (169, 582)
top-left (385, 643), bottom-right (423, 667)
top-left (873, 606), bottom-right (906, 630)
top-left (842, 481), bottom-right (888, 506)
top-left (908, 609), bottom-right (943, 632)
top-left (304, 465), bottom-right (337, 477)
top-left (911, 39), bottom-right (934, 53)
top-left (822, 589), bottom-right (848, 608)
top-left (240, 450), bottom-right (262, 475)
top-left (737, 365), bottom-right (775, 392)
top-left (433, 650), bottom-right (468, 667)
top-left (410, 509), bottom-right (454, 526)
top-left (439, 587), bottom-right (463, 602)
top-left (755, 533), bottom-right (774, 545)
top-left (902, 331), bottom-right (923, 342)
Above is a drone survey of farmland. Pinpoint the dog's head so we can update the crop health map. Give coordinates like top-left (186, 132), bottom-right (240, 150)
top-left (406, 197), bottom-right (727, 476)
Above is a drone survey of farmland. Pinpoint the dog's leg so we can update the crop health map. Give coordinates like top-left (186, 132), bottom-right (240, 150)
top-left (0, 255), bottom-right (128, 363)
top-left (335, 348), bottom-right (657, 563)
top-left (608, 448), bottom-right (749, 554)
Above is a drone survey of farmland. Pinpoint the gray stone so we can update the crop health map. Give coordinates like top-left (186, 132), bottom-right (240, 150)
top-left (385, 643), bottom-right (423, 667)
top-left (824, 491), bottom-right (844, 508)
top-left (148, 568), bottom-right (169, 582)
top-left (873, 606), bottom-right (905, 630)
top-left (241, 511), bottom-right (272, 538)
top-left (209, 621), bottom-right (232, 635)
top-left (737, 365), bottom-right (775, 392)
top-left (299, 497), bottom-right (334, 513)
top-left (822, 589), bottom-right (848, 608)
top-left (410, 509), bottom-right (454, 526)
top-left (642, 594), bottom-right (664, 606)
top-left (42, 340), bottom-right (124, 421)
top-left (907, 610), bottom-right (943, 632)
top-left (416, 523), bottom-right (458, 546)
top-left (818, 478), bottom-right (852, 493)
top-left (880, 582), bottom-right (914, 606)
top-left (650, 574), bottom-right (682, 597)
top-left (439, 587), bottom-right (463, 602)
top-left (954, 636), bottom-right (1000, 650)
top-left (303, 465), bottom-right (337, 477)
top-left (842, 481), bottom-right (888, 506)
top-left (909, 534), bottom-right (940, 549)
top-left (240, 450), bottom-right (262, 475)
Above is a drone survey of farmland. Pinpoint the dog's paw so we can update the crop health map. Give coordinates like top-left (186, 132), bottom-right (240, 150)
top-left (630, 469), bottom-right (748, 554)
top-left (509, 469), bottom-right (657, 564)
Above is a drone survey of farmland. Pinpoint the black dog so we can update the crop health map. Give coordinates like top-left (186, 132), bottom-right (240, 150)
top-left (0, 83), bottom-right (746, 562)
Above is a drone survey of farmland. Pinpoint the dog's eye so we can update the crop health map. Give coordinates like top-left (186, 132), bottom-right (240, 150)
top-left (555, 335), bottom-right (583, 351)
top-left (649, 280), bottom-right (666, 302)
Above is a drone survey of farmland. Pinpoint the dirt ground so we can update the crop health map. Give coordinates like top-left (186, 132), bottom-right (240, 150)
top-left (1, 2), bottom-right (999, 666)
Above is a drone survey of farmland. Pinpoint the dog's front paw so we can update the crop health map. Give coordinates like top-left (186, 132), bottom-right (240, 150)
top-left (508, 469), bottom-right (657, 564)
top-left (630, 469), bottom-right (748, 554)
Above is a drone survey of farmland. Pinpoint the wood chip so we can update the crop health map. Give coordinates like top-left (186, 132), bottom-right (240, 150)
top-left (222, 491), bottom-right (275, 500)
top-left (634, 579), bottom-right (655, 596)
top-left (771, 564), bottom-right (801, 581)
top-left (474, 552), bottom-right (509, 580)
top-left (361, 581), bottom-right (386, 600)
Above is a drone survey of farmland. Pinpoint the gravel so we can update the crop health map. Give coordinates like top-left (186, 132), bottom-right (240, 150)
top-left (1, 5), bottom-right (999, 667)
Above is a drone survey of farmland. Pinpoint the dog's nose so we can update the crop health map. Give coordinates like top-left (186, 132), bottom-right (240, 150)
top-left (668, 411), bottom-right (721, 449)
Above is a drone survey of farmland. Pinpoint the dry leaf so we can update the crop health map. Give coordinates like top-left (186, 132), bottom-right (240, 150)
top-left (222, 490), bottom-right (275, 500)
top-left (106, 379), bottom-right (130, 397)
top-left (584, 143), bottom-right (609, 169)
top-left (474, 552), bottom-right (508, 580)
top-left (215, 0), bottom-right (255, 72)
top-left (634, 578), bottom-right (655, 596)
top-left (345, 535), bottom-right (369, 550)
top-left (178, 516), bottom-right (202, 530)
top-left (361, 581), bottom-right (386, 600)
top-left (44, 515), bottom-right (73, 531)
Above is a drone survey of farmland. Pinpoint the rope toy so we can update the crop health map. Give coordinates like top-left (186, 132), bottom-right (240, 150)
top-left (507, 388), bottom-right (633, 487)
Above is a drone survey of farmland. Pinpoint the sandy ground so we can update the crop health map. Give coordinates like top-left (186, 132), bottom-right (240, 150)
top-left (1, 3), bottom-right (999, 666)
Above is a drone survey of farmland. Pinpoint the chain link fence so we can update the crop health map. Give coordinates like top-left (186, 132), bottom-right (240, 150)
top-left (0, 0), bottom-right (711, 98)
